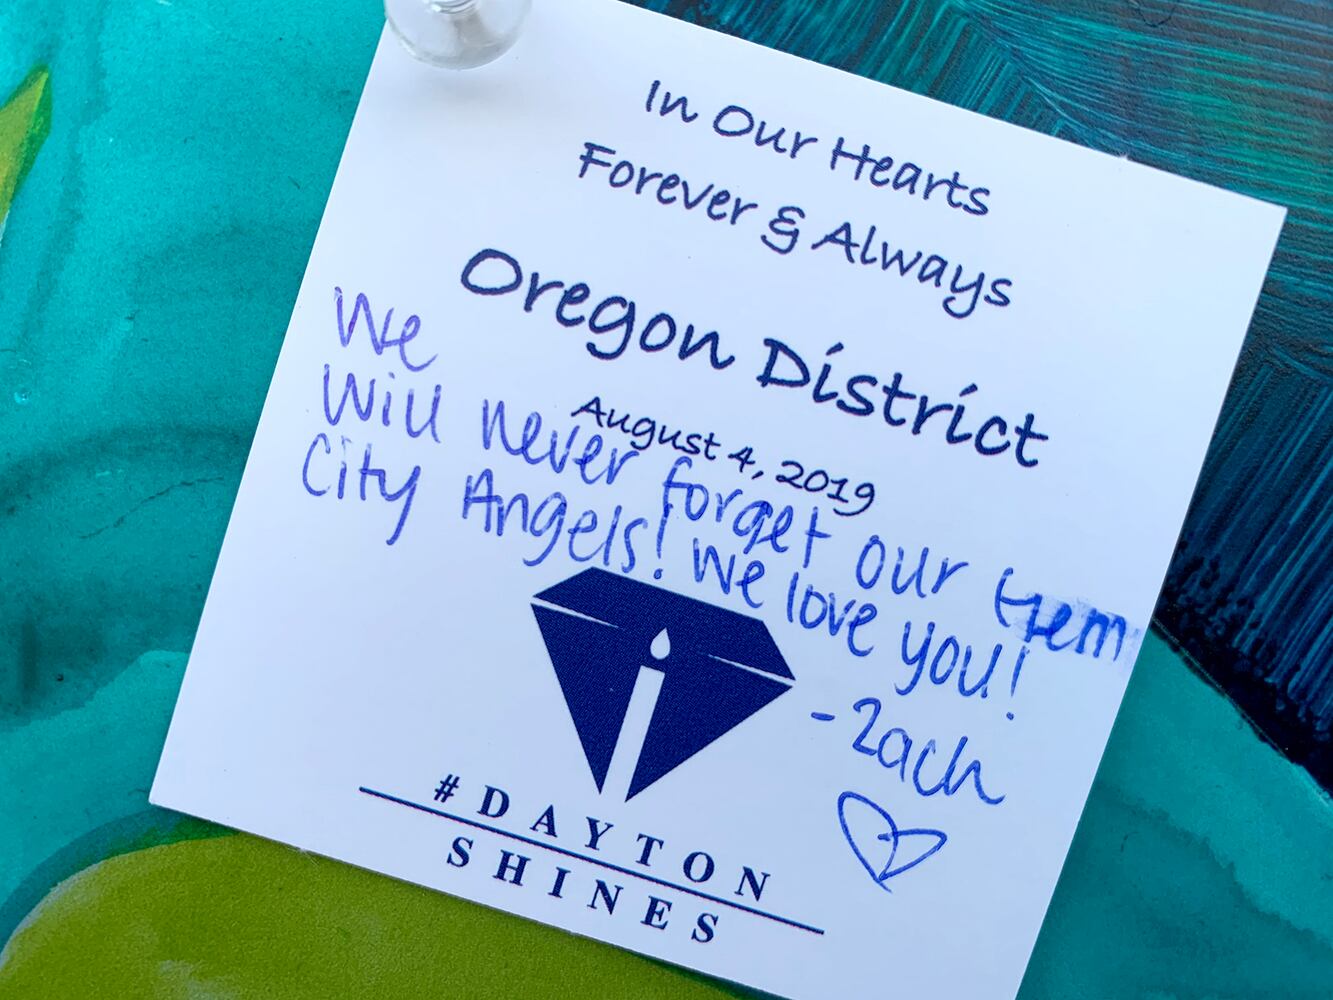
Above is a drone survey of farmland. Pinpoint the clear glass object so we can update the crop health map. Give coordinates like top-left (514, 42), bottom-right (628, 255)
top-left (385, 0), bottom-right (532, 70)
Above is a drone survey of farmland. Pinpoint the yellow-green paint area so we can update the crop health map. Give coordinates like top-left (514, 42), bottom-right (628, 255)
top-left (0, 66), bottom-right (50, 224)
top-left (1, 635), bottom-right (1328, 999)
top-left (0, 835), bottom-right (742, 1000)
top-left (0, 2), bottom-right (1330, 997)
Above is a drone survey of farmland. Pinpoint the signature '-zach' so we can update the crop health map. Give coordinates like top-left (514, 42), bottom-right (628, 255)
top-left (837, 791), bottom-right (946, 892)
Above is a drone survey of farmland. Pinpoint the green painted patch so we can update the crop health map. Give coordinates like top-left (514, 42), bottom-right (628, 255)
top-left (0, 835), bottom-right (747, 1000)
top-left (0, 650), bottom-right (212, 937)
top-left (0, 2), bottom-right (1329, 997)
top-left (0, 65), bottom-right (50, 224)
top-left (2, 619), bottom-right (1328, 998)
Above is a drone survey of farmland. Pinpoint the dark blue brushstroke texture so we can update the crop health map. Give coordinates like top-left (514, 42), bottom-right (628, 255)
top-left (634, 0), bottom-right (1333, 788)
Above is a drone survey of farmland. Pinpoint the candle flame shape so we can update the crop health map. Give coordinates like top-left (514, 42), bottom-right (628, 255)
top-left (650, 628), bottom-right (671, 660)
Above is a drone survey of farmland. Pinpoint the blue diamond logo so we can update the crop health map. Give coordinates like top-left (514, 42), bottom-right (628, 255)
top-left (532, 569), bottom-right (794, 800)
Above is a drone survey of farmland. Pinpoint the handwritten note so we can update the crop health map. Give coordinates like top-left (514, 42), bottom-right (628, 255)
top-left (151, 2), bottom-right (1284, 997)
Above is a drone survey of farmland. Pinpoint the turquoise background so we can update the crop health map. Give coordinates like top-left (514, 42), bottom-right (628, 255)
top-left (1, 1), bottom-right (1330, 996)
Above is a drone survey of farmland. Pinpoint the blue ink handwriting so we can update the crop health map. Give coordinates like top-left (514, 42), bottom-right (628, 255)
top-left (896, 620), bottom-right (1029, 701)
top-left (837, 791), bottom-right (947, 892)
top-left (850, 698), bottom-right (1005, 806)
top-left (299, 288), bottom-right (441, 545)
top-left (994, 568), bottom-right (1133, 661)
top-left (482, 399), bottom-right (639, 487)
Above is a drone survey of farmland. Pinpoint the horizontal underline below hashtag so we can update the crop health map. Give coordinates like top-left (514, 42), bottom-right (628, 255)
top-left (358, 785), bottom-right (825, 936)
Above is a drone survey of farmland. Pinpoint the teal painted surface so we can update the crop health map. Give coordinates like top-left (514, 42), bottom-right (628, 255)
top-left (643, 0), bottom-right (1333, 786)
top-left (1, 1), bottom-right (1330, 996)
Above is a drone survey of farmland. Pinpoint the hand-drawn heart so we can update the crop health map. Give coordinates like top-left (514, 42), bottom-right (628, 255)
top-left (837, 791), bottom-right (947, 892)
